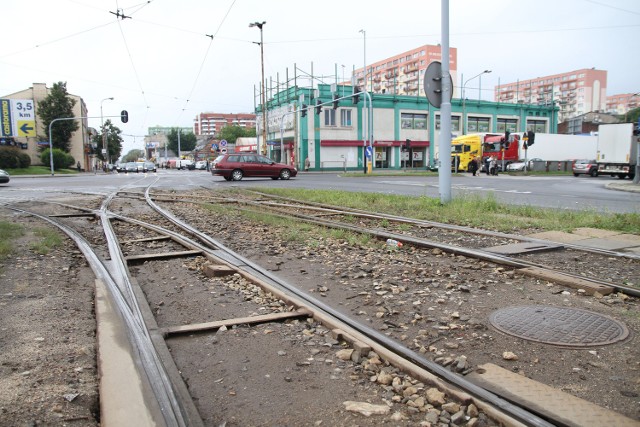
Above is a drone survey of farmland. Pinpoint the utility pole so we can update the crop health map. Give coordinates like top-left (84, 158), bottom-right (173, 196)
top-left (250, 21), bottom-right (268, 156)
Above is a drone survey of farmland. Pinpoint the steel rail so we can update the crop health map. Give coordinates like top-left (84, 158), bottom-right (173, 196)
top-left (140, 186), bottom-right (557, 427)
top-left (247, 190), bottom-right (640, 261)
top-left (228, 196), bottom-right (640, 298)
top-left (7, 204), bottom-right (191, 427)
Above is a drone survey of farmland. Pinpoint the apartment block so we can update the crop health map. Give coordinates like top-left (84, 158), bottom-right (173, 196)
top-left (605, 93), bottom-right (640, 115)
top-left (494, 68), bottom-right (607, 122)
top-left (353, 44), bottom-right (458, 98)
top-left (194, 112), bottom-right (256, 136)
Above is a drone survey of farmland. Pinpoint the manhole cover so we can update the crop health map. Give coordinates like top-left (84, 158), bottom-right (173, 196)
top-left (489, 305), bottom-right (629, 347)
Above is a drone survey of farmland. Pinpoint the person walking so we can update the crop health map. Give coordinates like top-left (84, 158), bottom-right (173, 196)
top-left (469, 157), bottom-right (478, 176)
top-left (76, 161), bottom-right (81, 172)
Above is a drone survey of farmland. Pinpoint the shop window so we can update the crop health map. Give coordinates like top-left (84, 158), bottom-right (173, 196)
top-left (467, 117), bottom-right (490, 133)
top-left (497, 118), bottom-right (517, 133)
top-left (436, 116), bottom-right (460, 132)
top-left (401, 113), bottom-right (427, 129)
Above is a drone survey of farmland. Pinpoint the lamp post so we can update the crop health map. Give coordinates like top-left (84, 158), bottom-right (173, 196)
top-left (100, 97), bottom-right (114, 170)
top-left (250, 21), bottom-right (267, 156)
top-left (359, 29), bottom-right (368, 174)
top-left (461, 70), bottom-right (490, 134)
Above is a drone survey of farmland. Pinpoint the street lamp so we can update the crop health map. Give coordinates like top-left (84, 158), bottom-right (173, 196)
top-left (359, 29), bottom-right (368, 174)
top-left (100, 97), bottom-right (114, 170)
top-left (461, 70), bottom-right (491, 134)
top-left (250, 21), bottom-right (267, 156)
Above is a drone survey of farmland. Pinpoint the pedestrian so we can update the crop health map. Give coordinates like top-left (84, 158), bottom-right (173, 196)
top-left (490, 156), bottom-right (498, 176)
top-left (304, 157), bottom-right (310, 171)
top-left (484, 157), bottom-right (491, 175)
top-left (469, 157), bottom-right (478, 176)
top-left (76, 161), bottom-right (81, 172)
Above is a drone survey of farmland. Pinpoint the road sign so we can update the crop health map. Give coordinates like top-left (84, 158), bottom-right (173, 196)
top-left (365, 146), bottom-right (372, 159)
top-left (0, 99), bottom-right (36, 137)
top-left (0, 99), bottom-right (12, 137)
top-left (220, 139), bottom-right (228, 147)
top-left (221, 147), bottom-right (227, 154)
top-left (423, 61), bottom-right (453, 108)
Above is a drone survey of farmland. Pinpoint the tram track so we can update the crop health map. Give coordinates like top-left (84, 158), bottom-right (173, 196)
top-left (0, 185), bottom-right (638, 426)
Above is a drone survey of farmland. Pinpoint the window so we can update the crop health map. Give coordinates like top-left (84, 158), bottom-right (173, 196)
top-left (527, 120), bottom-right (546, 133)
top-left (467, 117), bottom-right (490, 133)
top-left (340, 109), bottom-right (352, 127)
top-left (401, 113), bottom-right (427, 129)
top-left (435, 116), bottom-right (461, 131)
top-left (324, 109), bottom-right (336, 126)
top-left (497, 118), bottom-right (518, 133)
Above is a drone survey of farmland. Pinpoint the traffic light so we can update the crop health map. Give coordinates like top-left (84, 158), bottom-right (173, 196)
top-left (120, 110), bottom-right (129, 123)
top-left (333, 94), bottom-right (339, 110)
top-left (527, 130), bottom-right (535, 147)
top-left (301, 104), bottom-right (308, 117)
top-left (353, 86), bottom-right (360, 104)
top-left (315, 100), bottom-right (322, 115)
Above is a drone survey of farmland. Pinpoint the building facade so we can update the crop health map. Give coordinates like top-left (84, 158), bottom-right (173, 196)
top-left (258, 83), bottom-right (557, 172)
top-left (193, 112), bottom-right (256, 136)
top-left (1, 83), bottom-right (90, 170)
top-left (605, 92), bottom-right (640, 116)
top-left (353, 44), bottom-right (458, 98)
top-left (494, 68), bottom-right (607, 122)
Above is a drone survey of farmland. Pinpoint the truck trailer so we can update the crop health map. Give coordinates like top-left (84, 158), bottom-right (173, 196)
top-left (596, 123), bottom-right (638, 180)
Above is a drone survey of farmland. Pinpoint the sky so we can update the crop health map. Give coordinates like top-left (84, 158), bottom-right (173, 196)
top-left (1, 0), bottom-right (639, 155)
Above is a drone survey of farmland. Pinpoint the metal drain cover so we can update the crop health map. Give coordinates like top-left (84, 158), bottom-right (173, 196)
top-left (489, 305), bottom-right (629, 347)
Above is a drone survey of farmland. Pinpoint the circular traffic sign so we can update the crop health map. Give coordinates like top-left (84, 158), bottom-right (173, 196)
top-left (220, 139), bottom-right (228, 147)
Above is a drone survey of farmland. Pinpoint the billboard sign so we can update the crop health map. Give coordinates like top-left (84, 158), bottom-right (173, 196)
top-left (0, 99), bottom-right (36, 137)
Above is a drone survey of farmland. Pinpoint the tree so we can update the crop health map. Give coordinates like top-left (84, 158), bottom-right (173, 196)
top-left (166, 128), bottom-right (196, 155)
top-left (92, 119), bottom-right (124, 163)
top-left (625, 107), bottom-right (640, 124)
top-left (122, 149), bottom-right (145, 162)
top-left (217, 125), bottom-right (255, 145)
top-left (37, 82), bottom-right (78, 152)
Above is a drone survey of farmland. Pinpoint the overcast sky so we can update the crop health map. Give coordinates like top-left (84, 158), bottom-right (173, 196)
top-left (2, 0), bottom-right (638, 155)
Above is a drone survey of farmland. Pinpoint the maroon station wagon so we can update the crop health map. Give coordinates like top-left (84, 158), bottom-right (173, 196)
top-left (211, 154), bottom-right (298, 181)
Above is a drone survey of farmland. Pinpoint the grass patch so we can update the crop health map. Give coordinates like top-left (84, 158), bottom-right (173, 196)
top-left (30, 227), bottom-right (63, 255)
top-left (0, 222), bottom-right (24, 259)
top-left (248, 188), bottom-right (640, 235)
top-left (4, 166), bottom-right (78, 175)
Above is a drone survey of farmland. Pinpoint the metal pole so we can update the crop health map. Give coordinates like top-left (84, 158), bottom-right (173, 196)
top-left (360, 29), bottom-right (367, 174)
top-left (177, 129), bottom-right (181, 159)
top-left (439, 0), bottom-right (452, 203)
top-left (260, 24), bottom-right (267, 156)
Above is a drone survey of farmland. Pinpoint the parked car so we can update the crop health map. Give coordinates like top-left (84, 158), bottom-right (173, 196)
top-left (211, 154), bottom-right (297, 181)
top-left (143, 161), bottom-right (157, 172)
top-left (506, 158), bottom-right (542, 172)
top-left (195, 160), bottom-right (207, 170)
top-left (125, 162), bottom-right (138, 173)
top-left (0, 169), bottom-right (10, 184)
top-left (572, 159), bottom-right (598, 177)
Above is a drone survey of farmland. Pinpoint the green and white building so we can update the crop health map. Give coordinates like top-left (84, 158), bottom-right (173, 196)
top-left (257, 81), bottom-right (558, 172)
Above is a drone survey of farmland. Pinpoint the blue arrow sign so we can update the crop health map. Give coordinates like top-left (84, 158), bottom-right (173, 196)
top-left (365, 146), bottom-right (373, 159)
top-left (20, 123), bottom-right (34, 134)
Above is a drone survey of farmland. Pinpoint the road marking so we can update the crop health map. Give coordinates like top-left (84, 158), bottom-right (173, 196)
top-left (374, 180), bottom-right (532, 194)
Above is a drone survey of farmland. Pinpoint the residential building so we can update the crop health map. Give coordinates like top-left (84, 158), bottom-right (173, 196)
top-left (1, 83), bottom-right (90, 170)
top-left (352, 44), bottom-right (458, 98)
top-left (494, 68), bottom-right (607, 122)
top-left (605, 93), bottom-right (640, 116)
top-left (193, 112), bottom-right (256, 136)
top-left (558, 112), bottom-right (619, 135)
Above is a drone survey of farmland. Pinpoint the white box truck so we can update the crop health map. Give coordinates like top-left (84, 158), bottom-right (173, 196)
top-left (596, 123), bottom-right (638, 180)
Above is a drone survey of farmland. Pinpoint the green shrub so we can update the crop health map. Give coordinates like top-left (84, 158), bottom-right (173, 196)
top-left (0, 147), bottom-right (24, 169)
top-left (40, 148), bottom-right (75, 170)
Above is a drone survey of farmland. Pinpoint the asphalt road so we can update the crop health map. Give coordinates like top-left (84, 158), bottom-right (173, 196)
top-left (1, 169), bottom-right (638, 214)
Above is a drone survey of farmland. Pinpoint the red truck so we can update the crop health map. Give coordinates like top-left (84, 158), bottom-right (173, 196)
top-left (451, 133), bottom-right (521, 172)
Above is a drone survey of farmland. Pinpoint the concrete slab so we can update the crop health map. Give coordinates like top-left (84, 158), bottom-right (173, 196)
top-left (527, 231), bottom-right (589, 243)
top-left (611, 234), bottom-right (640, 244)
top-left (484, 242), bottom-right (564, 255)
top-left (467, 363), bottom-right (639, 427)
top-left (571, 238), bottom-right (634, 251)
top-left (572, 227), bottom-right (621, 238)
top-left (622, 246), bottom-right (640, 255)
